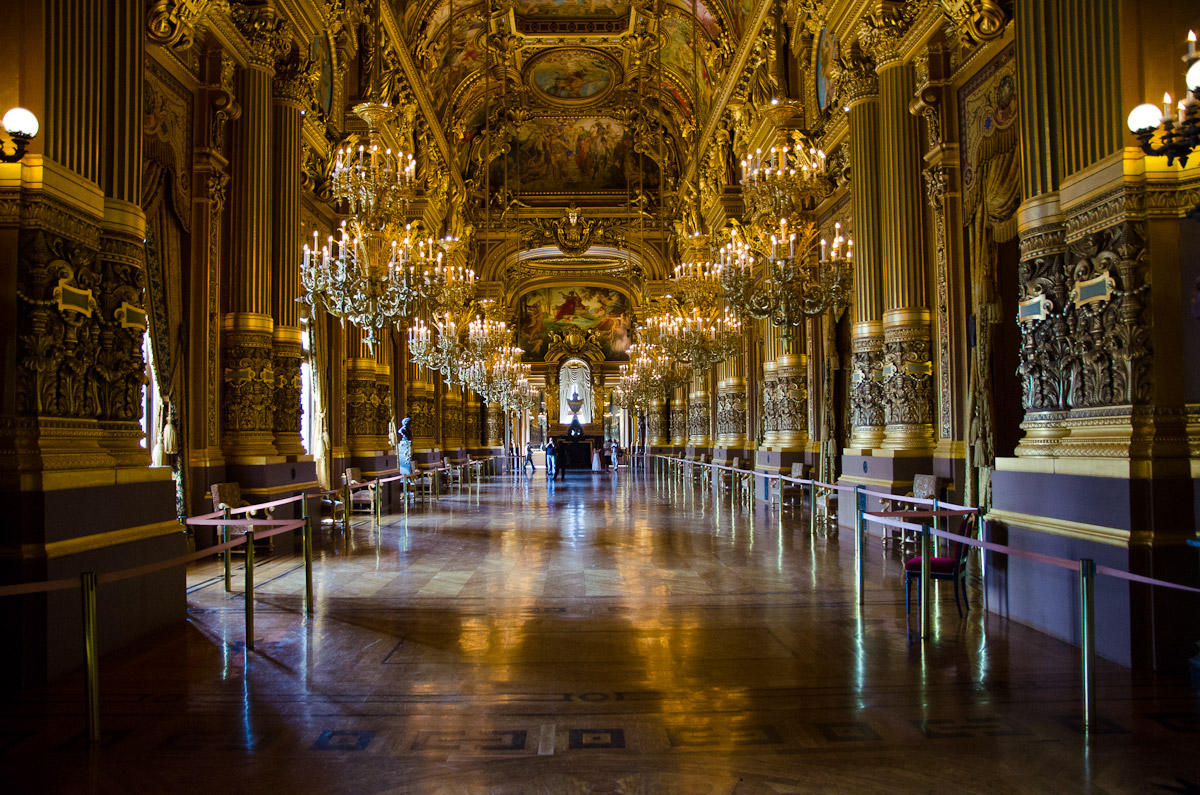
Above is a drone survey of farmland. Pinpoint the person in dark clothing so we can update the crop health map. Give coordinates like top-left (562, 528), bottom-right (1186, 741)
top-left (545, 438), bottom-right (557, 478)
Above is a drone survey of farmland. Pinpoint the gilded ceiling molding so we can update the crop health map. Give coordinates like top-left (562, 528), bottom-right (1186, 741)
top-left (681, 0), bottom-right (777, 191)
top-left (382, 2), bottom-right (466, 193)
top-left (148, 0), bottom-right (213, 51)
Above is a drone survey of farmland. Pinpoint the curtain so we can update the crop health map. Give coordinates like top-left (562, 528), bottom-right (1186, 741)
top-left (309, 306), bottom-right (334, 490)
top-left (558, 362), bottom-right (593, 424)
top-left (963, 131), bottom-right (1020, 512)
top-left (141, 161), bottom-right (189, 513)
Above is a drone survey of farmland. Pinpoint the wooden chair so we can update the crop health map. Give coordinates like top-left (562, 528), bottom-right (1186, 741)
top-left (343, 468), bottom-right (376, 514)
top-left (905, 514), bottom-right (976, 616)
top-left (882, 474), bottom-right (944, 547)
top-left (442, 456), bottom-right (464, 488)
top-left (781, 462), bottom-right (809, 507)
top-left (210, 482), bottom-right (275, 552)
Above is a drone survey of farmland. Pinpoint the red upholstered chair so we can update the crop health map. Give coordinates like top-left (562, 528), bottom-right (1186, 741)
top-left (904, 514), bottom-right (976, 617)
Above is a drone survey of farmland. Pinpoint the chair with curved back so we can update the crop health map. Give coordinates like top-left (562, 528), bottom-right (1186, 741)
top-left (904, 513), bottom-right (976, 617)
top-left (780, 461), bottom-right (809, 508)
top-left (210, 482), bottom-right (276, 552)
top-left (343, 468), bottom-right (376, 514)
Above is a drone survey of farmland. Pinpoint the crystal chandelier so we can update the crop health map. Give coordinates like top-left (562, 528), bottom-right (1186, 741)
top-left (643, 302), bottom-right (742, 371)
top-left (740, 129), bottom-right (831, 223)
top-left (407, 298), bottom-right (508, 389)
top-left (299, 102), bottom-right (419, 350)
top-left (615, 341), bottom-right (690, 408)
top-left (1126, 30), bottom-right (1200, 219)
top-left (717, 219), bottom-right (853, 330)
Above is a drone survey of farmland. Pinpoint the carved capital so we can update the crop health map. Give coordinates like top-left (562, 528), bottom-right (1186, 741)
top-left (147, 0), bottom-right (211, 51)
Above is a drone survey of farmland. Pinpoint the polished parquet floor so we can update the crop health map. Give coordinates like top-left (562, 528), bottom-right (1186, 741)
top-left (4, 468), bottom-right (1200, 794)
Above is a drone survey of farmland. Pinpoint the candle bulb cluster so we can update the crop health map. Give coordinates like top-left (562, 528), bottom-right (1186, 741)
top-left (1125, 27), bottom-right (1200, 181)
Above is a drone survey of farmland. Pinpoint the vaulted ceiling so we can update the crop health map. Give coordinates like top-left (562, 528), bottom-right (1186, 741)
top-left (392, 0), bottom-right (749, 212)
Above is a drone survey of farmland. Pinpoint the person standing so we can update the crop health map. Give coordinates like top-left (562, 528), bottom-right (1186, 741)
top-left (545, 438), bottom-right (557, 479)
top-left (524, 441), bottom-right (535, 473)
top-left (554, 441), bottom-right (567, 481)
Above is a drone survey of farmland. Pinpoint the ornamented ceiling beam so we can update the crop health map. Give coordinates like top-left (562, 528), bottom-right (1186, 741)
top-left (681, 0), bottom-right (775, 191)
top-left (381, 2), bottom-right (465, 193)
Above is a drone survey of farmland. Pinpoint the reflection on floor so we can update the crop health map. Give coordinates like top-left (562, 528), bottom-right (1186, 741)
top-left (4, 468), bottom-right (1199, 793)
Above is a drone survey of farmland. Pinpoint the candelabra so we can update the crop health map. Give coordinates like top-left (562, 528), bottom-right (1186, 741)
top-left (1126, 30), bottom-right (1200, 219)
top-left (643, 303), bottom-right (742, 371)
top-left (740, 129), bottom-right (831, 223)
top-left (716, 220), bottom-right (853, 330)
top-left (299, 101), bottom-right (423, 350)
top-left (615, 341), bottom-right (690, 409)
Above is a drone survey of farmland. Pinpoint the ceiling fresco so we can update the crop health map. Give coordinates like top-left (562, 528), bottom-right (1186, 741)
top-left (400, 0), bottom-right (732, 203)
top-left (487, 117), bottom-right (661, 194)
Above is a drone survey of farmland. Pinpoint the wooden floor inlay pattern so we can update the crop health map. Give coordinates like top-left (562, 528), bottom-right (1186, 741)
top-left (3, 470), bottom-right (1198, 793)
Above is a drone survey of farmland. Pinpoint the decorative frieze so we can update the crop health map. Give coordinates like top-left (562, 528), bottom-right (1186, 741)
top-left (221, 326), bottom-right (275, 450)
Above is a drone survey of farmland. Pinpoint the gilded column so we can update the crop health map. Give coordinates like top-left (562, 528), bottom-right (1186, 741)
top-left (717, 351), bottom-right (748, 450)
top-left (407, 361), bottom-right (436, 458)
top-left (441, 384), bottom-right (464, 459)
top-left (844, 55), bottom-right (885, 450)
top-left (877, 52), bottom-right (934, 452)
top-left (1013, 0), bottom-right (1069, 454)
top-left (269, 52), bottom-right (308, 457)
top-left (96, 0), bottom-right (149, 467)
top-left (465, 392), bottom-right (482, 450)
top-left (222, 14), bottom-right (280, 459)
top-left (374, 342), bottom-right (393, 452)
top-left (647, 394), bottom-right (670, 447)
top-left (670, 385), bottom-right (689, 447)
top-left (345, 327), bottom-right (379, 458)
top-left (775, 333), bottom-right (809, 451)
top-left (760, 320), bottom-right (779, 448)
top-left (688, 370), bottom-right (711, 450)
top-left (486, 400), bottom-right (505, 448)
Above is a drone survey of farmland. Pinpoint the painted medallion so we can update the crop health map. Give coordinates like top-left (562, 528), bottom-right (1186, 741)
top-left (527, 48), bottom-right (619, 105)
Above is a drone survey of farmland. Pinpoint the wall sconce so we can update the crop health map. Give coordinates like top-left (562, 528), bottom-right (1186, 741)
top-left (1127, 31), bottom-right (1200, 218)
top-left (1, 107), bottom-right (39, 163)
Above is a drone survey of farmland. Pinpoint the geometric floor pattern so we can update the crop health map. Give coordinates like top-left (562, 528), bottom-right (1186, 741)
top-left (4, 468), bottom-right (1199, 793)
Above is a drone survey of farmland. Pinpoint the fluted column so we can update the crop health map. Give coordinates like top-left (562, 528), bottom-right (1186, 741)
top-left (345, 326), bottom-right (379, 458)
top-left (269, 57), bottom-right (307, 456)
top-left (688, 370), bottom-right (711, 449)
top-left (877, 57), bottom-right (935, 452)
top-left (845, 58), bottom-right (885, 450)
top-left (374, 342), bottom-right (393, 452)
top-left (222, 41), bottom-right (276, 459)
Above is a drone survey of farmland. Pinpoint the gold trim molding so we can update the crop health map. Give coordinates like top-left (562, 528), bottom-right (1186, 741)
top-left (45, 520), bottom-right (183, 560)
top-left (985, 507), bottom-right (1129, 548)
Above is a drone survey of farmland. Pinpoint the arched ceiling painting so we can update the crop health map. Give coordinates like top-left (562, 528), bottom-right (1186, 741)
top-left (398, 0), bottom-right (738, 205)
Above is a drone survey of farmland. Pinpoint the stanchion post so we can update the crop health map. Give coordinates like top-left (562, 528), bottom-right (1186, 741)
top-left (1080, 557), bottom-right (1096, 729)
top-left (244, 528), bottom-right (255, 649)
top-left (342, 484), bottom-right (351, 535)
top-left (919, 520), bottom-right (931, 639)
top-left (80, 571), bottom-right (100, 743)
top-left (222, 506), bottom-right (232, 592)
top-left (302, 496), bottom-right (314, 615)
top-left (810, 484), bottom-right (817, 535)
top-left (853, 485), bottom-right (864, 603)
top-left (777, 476), bottom-right (784, 530)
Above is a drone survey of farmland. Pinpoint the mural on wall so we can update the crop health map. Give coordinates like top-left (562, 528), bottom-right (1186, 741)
top-left (490, 117), bottom-right (659, 193)
top-left (517, 286), bottom-right (630, 361)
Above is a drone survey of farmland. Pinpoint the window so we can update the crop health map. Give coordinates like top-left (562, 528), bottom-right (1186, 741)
top-left (300, 319), bottom-right (314, 454)
top-left (140, 333), bottom-right (159, 452)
